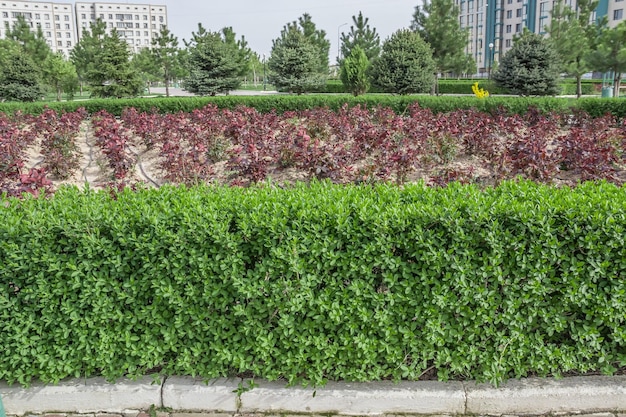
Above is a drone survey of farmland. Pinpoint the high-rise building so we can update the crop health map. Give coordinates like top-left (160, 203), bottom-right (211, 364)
top-left (456, 0), bottom-right (623, 76)
top-left (0, 0), bottom-right (77, 57)
top-left (75, 2), bottom-right (167, 53)
top-left (0, 0), bottom-right (167, 57)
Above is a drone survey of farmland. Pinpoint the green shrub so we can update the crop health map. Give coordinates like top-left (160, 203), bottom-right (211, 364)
top-left (1, 181), bottom-right (626, 387)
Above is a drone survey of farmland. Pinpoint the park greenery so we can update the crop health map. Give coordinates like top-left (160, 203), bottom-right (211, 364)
top-left (0, 0), bottom-right (625, 100)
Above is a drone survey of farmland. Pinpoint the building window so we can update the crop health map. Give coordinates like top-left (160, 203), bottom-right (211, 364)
top-left (143, 15), bottom-right (148, 20)
top-left (1, 11), bottom-right (7, 18)
top-left (506, 24), bottom-right (512, 33)
top-left (506, 39), bottom-right (511, 47)
top-left (57, 40), bottom-right (62, 46)
top-left (64, 15), bottom-right (69, 21)
top-left (144, 23), bottom-right (148, 28)
top-left (44, 13), bottom-right (50, 19)
top-left (151, 24), bottom-right (156, 29)
top-left (151, 16), bottom-right (155, 21)
top-left (66, 41), bottom-right (71, 47)
top-left (55, 23), bottom-right (60, 29)
top-left (81, 13), bottom-right (86, 19)
top-left (614, 9), bottom-right (623, 19)
top-left (46, 31), bottom-right (51, 37)
top-left (516, 8), bottom-right (522, 17)
top-left (35, 13), bottom-right (40, 19)
top-left (144, 30), bottom-right (148, 36)
top-left (45, 22), bottom-right (50, 28)
top-left (64, 24), bottom-right (70, 29)
top-left (66, 32), bottom-right (71, 37)
top-left (515, 23), bottom-right (522, 32)
top-left (159, 16), bottom-right (163, 22)
top-left (506, 10), bottom-right (512, 18)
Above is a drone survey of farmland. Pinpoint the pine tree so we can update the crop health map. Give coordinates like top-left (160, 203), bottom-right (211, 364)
top-left (369, 29), bottom-right (435, 95)
top-left (492, 30), bottom-right (561, 96)
top-left (340, 46), bottom-right (370, 96)
top-left (339, 12), bottom-right (381, 63)
top-left (268, 26), bottom-right (326, 94)
top-left (70, 20), bottom-right (107, 95)
top-left (5, 15), bottom-right (52, 64)
top-left (86, 30), bottom-right (144, 98)
top-left (222, 26), bottom-right (253, 78)
top-left (150, 26), bottom-right (183, 97)
top-left (183, 26), bottom-right (241, 96)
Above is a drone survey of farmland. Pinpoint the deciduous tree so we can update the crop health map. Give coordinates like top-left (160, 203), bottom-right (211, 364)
top-left (587, 21), bottom-right (626, 97)
top-left (411, 0), bottom-right (470, 89)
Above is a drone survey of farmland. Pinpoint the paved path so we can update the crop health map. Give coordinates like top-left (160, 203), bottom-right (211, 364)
top-left (2, 375), bottom-right (626, 416)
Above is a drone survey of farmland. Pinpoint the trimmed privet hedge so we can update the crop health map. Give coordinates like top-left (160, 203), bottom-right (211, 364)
top-left (1, 181), bottom-right (626, 386)
top-left (3, 95), bottom-right (626, 118)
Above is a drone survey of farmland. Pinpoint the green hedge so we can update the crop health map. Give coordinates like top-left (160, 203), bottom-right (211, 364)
top-left (2, 181), bottom-right (626, 386)
top-left (2, 94), bottom-right (626, 119)
top-left (325, 79), bottom-right (600, 95)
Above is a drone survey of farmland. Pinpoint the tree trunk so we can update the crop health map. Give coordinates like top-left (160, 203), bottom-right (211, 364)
top-left (576, 74), bottom-right (582, 99)
top-left (614, 72), bottom-right (621, 98)
top-left (56, 84), bottom-right (62, 101)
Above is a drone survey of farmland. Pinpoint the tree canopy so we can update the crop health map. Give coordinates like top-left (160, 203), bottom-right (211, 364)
top-left (182, 24), bottom-right (242, 96)
top-left (411, 0), bottom-right (470, 78)
top-left (268, 25), bottom-right (327, 94)
top-left (85, 30), bottom-right (144, 98)
top-left (492, 29), bottom-right (561, 96)
top-left (339, 12), bottom-right (381, 63)
top-left (276, 14), bottom-right (330, 74)
top-left (369, 29), bottom-right (436, 95)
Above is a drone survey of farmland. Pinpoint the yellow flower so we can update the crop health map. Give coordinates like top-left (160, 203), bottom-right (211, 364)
top-left (472, 82), bottom-right (489, 99)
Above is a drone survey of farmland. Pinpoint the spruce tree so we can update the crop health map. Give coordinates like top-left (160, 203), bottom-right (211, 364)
top-left (492, 30), bottom-right (561, 96)
top-left (369, 29), bottom-right (435, 95)
top-left (183, 26), bottom-right (241, 96)
top-left (268, 26), bottom-right (326, 94)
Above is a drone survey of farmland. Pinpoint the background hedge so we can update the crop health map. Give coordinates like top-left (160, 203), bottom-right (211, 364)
top-left (1, 181), bottom-right (625, 386)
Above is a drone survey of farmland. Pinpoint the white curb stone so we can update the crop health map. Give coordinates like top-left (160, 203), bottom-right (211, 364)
top-left (239, 380), bottom-right (466, 415)
top-left (161, 377), bottom-right (240, 412)
top-left (465, 376), bottom-right (626, 415)
top-left (0, 377), bottom-right (162, 415)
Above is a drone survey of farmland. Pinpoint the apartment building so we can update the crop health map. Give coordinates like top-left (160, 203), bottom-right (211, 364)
top-left (456, 0), bottom-right (625, 75)
top-left (75, 2), bottom-right (167, 53)
top-left (0, 0), bottom-right (167, 56)
top-left (0, 0), bottom-right (77, 56)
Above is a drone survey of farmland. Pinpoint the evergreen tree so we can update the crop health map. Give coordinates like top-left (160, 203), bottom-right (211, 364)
top-left (340, 45), bottom-right (370, 96)
top-left (131, 47), bottom-right (161, 92)
top-left (150, 26), bottom-right (184, 97)
top-left (411, 0), bottom-right (470, 83)
top-left (277, 14), bottom-right (330, 74)
top-left (4, 15), bottom-right (52, 63)
top-left (70, 20), bottom-right (107, 95)
top-left (369, 29), bottom-right (436, 95)
top-left (0, 49), bottom-right (45, 101)
top-left (339, 12), bottom-right (381, 63)
top-left (587, 21), bottom-right (626, 97)
top-left (222, 26), bottom-right (253, 78)
top-left (42, 52), bottom-right (78, 101)
top-left (492, 29), bottom-right (561, 96)
top-left (86, 30), bottom-right (144, 98)
top-left (183, 25), bottom-right (241, 96)
top-left (268, 25), bottom-right (326, 94)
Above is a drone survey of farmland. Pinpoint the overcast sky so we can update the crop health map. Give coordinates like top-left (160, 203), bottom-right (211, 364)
top-left (160, 0), bottom-right (418, 60)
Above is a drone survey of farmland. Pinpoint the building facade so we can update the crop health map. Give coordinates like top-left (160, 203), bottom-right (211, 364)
top-left (75, 2), bottom-right (167, 53)
top-left (0, 0), bottom-right (167, 56)
top-left (456, 0), bottom-right (625, 75)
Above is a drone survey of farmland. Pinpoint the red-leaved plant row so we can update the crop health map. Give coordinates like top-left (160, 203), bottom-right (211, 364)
top-left (120, 103), bottom-right (626, 187)
top-left (2, 104), bottom-right (626, 198)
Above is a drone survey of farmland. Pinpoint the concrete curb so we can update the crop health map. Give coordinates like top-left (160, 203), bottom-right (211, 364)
top-left (1, 376), bottom-right (625, 416)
